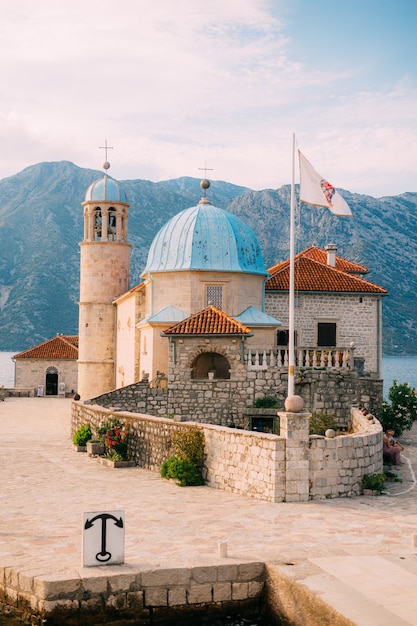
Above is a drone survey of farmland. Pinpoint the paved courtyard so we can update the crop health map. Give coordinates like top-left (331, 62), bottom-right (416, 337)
top-left (1, 397), bottom-right (417, 624)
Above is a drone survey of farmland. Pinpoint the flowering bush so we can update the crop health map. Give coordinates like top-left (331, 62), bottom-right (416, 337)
top-left (98, 417), bottom-right (129, 461)
top-left (379, 380), bottom-right (417, 436)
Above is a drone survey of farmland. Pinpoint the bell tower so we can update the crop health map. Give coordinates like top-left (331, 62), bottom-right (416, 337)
top-left (78, 154), bottom-right (131, 401)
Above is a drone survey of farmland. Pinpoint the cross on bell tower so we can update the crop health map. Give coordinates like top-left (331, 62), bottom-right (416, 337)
top-left (78, 145), bottom-right (131, 401)
top-left (99, 139), bottom-right (113, 172)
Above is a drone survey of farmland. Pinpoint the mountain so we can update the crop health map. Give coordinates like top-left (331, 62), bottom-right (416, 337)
top-left (0, 160), bottom-right (416, 354)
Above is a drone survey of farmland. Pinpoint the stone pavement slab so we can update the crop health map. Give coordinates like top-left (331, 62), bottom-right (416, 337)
top-left (1, 397), bottom-right (417, 624)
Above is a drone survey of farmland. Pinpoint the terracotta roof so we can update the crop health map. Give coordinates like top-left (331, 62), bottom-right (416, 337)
top-left (14, 335), bottom-right (79, 360)
top-left (162, 305), bottom-right (252, 336)
top-left (267, 246), bottom-right (368, 275)
top-left (266, 255), bottom-right (387, 294)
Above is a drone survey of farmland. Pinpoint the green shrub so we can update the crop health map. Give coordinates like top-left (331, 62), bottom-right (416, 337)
top-left (309, 411), bottom-right (337, 436)
top-left (161, 427), bottom-right (205, 486)
top-left (171, 428), bottom-right (205, 467)
top-left (378, 380), bottom-right (417, 436)
top-left (361, 473), bottom-right (386, 493)
top-left (161, 457), bottom-right (205, 487)
top-left (72, 424), bottom-right (92, 446)
top-left (253, 397), bottom-right (278, 408)
top-left (384, 470), bottom-right (402, 483)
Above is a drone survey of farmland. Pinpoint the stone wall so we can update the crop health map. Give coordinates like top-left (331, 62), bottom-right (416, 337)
top-left (309, 407), bottom-right (383, 499)
top-left (72, 402), bottom-right (383, 503)
top-left (71, 403), bottom-right (285, 502)
top-left (88, 367), bottom-right (383, 428)
top-left (85, 381), bottom-right (169, 416)
top-left (203, 424), bottom-right (286, 502)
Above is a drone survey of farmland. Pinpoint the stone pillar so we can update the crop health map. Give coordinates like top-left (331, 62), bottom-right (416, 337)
top-left (279, 397), bottom-right (311, 502)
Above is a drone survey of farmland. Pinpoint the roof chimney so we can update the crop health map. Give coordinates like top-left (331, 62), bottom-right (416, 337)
top-left (325, 243), bottom-right (337, 267)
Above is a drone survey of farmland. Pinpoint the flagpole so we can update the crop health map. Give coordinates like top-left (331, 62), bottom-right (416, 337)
top-left (288, 133), bottom-right (295, 398)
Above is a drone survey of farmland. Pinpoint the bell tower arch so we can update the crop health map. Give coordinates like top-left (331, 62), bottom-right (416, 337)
top-left (78, 157), bottom-right (131, 401)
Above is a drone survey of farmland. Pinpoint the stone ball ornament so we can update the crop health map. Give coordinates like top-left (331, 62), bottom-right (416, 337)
top-left (284, 395), bottom-right (304, 412)
top-left (325, 429), bottom-right (336, 438)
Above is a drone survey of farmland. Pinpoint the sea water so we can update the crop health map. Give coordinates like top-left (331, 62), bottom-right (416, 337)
top-left (0, 351), bottom-right (15, 387)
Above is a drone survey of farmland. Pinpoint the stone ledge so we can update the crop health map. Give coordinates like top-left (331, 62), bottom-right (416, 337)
top-left (1, 561), bottom-right (266, 624)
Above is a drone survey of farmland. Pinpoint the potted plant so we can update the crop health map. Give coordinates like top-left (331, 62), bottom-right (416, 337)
top-left (86, 439), bottom-right (105, 456)
top-left (72, 424), bottom-right (92, 451)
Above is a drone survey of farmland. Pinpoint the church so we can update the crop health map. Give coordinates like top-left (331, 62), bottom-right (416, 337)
top-left (76, 161), bottom-right (387, 425)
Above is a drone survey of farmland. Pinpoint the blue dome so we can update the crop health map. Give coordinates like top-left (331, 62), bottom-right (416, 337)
top-left (85, 175), bottom-right (127, 203)
top-left (143, 203), bottom-right (267, 275)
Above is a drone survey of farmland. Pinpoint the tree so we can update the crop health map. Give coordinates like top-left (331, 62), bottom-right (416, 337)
top-left (378, 380), bottom-right (417, 436)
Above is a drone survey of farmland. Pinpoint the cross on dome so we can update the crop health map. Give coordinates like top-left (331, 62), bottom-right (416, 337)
top-left (198, 162), bottom-right (213, 204)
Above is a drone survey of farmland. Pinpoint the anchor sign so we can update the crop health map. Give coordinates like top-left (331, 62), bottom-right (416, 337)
top-left (83, 510), bottom-right (125, 567)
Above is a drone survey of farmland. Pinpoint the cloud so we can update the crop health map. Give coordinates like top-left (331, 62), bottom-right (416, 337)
top-left (0, 0), bottom-right (416, 196)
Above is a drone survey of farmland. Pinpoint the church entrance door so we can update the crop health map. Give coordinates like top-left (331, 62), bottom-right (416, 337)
top-left (45, 367), bottom-right (58, 395)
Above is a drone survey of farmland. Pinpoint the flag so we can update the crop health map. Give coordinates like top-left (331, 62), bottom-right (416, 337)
top-left (298, 150), bottom-right (353, 217)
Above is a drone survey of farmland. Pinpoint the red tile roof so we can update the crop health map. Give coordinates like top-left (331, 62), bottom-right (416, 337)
top-left (266, 248), bottom-right (387, 294)
top-left (163, 305), bottom-right (252, 336)
top-left (14, 335), bottom-right (79, 360)
top-left (267, 246), bottom-right (368, 275)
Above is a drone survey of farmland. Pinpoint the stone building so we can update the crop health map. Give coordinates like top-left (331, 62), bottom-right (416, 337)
top-left (76, 163), bottom-right (387, 422)
top-left (265, 244), bottom-right (386, 376)
top-left (13, 335), bottom-right (78, 396)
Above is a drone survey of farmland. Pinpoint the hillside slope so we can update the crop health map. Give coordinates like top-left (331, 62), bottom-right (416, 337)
top-left (0, 161), bottom-right (415, 353)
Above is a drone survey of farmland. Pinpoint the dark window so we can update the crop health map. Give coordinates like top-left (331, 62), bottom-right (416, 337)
top-left (317, 322), bottom-right (337, 346)
top-left (277, 330), bottom-right (297, 346)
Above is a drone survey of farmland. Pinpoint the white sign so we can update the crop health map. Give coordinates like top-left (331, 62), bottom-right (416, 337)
top-left (82, 510), bottom-right (125, 567)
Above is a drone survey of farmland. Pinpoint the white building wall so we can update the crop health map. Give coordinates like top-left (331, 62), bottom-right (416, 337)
top-left (115, 293), bottom-right (140, 388)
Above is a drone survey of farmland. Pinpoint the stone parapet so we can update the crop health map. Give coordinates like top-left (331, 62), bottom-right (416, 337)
top-left (1, 562), bottom-right (265, 625)
top-left (72, 401), bottom-right (383, 503)
top-left (308, 407), bottom-right (383, 499)
top-left (203, 424), bottom-right (286, 502)
top-left (71, 403), bottom-right (286, 502)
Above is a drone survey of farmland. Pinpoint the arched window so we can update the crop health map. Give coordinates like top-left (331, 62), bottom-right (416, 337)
top-left (94, 208), bottom-right (102, 240)
top-left (108, 208), bottom-right (116, 240)
top-left (191, 352), bottom-right (230, 379)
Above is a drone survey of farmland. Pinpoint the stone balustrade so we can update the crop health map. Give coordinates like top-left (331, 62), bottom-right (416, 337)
top-left (246, 346), bottom-right (354, 371)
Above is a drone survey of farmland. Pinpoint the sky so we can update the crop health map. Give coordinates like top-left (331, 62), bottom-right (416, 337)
top-left (0, 0), bottom-right (416, 197)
